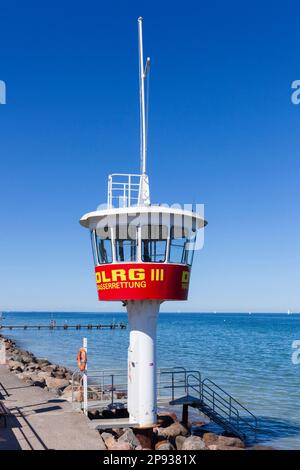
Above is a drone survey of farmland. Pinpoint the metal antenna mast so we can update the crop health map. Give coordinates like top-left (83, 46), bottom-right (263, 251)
top-left (138, 17), bottom-right (150, 176)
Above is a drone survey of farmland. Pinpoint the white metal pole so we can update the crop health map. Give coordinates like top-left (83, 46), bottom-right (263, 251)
top-left (127, 300), bottom-right (160, 427)
top-left (138, 17), bottom-right (147, 175)
top-left (83, 337), bottom-right (88, 416)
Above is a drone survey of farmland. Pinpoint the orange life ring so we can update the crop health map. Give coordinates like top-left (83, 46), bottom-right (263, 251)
top-left (77, 348), bottom-right (87, 371)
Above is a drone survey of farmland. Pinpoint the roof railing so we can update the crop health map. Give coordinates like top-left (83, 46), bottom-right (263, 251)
top-left (107, 173), bottom-right (142, 208)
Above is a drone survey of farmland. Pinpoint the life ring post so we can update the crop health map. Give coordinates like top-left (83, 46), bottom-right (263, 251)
top-left (77, 338), bottom-right (88, 415)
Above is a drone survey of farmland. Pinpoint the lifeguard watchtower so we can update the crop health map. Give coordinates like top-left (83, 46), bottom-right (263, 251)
top-left (80, 17), bottom-right (206, 427)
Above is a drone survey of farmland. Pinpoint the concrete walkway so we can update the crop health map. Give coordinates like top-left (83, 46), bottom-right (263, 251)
top-left (0, 365), bottom-right (104, 450)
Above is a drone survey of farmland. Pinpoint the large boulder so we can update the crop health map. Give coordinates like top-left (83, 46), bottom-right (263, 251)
top-left (32, 379), bottom-right (46, 388)
top-left (45, 376), bottom-right (69, 391)
top-left (110, 441), bottom-right (133, 450)
top-left (134, 430), bottom-right (152, 449)
top-left (155, 440), bottom-right (175, 450)
top-left (64, 372), bottom-right (72, 381)
top-left (118, 428), bottom-right (140, 448)
top-left (181, 436), bottom-right (206, 450)
top-left (8, 360), bottom-right (25, 372)
top-left (37, 371), bottom-right (52, 380)
top-left (101, 432), bottom-right (117, 450)
top-left (20, 353), bottom-right (35, 364)
top-left (9, 353), bottom-right (24, 363)
top-left (24, 362), bottom-right (40, 371)
top-left (203, 432), bottom-right (219, 447)
top-left (60, 384), bottom-right (74, 402)
top-left (27, 372), bottom-right (45, 383)
top-left (203, 433), bottom-right (245, 449)
top-left (15, 372), bottom-right (33, 382)
top-left (175, 435), bottom-right (187, 450)
top-left (156, 422), bottom-right (189, 438)
top-left (88, 408), bottom-right (100, 420)
top-left (37, 359), bottom-right (51, 368)
top-left (101, 432), bottom-right (134, 450)
top-left (217, 436), bottom-right (245, 449)
top-left (208, 444), bottom-right (244, 451)
top-left (42, 364), bottom-right (58, 373)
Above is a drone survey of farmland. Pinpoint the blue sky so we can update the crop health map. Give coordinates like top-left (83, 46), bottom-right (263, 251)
top-left (0, 1), bottom-right (299, 313)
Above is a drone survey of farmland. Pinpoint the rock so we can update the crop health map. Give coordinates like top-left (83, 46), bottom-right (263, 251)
top-left (9, 353), bottom-right (24, 363)
top-left (158, 410), bottom-right (178, 422)
top-left (182, 436), bottom-right (206, 450)
top-left (155, 440), bottom-right (175, 450)
top-left (60, 385), bottom-right (73, 401)
top-left (8, 360), bottom-right (25, 372)
top-left (88, 409), bottom-right (100, 419)
top-left (42, 364), bottom-right (57, 373)
top-left (118, 428), bottom-right (140, 448)
top-left (15, 372), bottom-right (32, 383)
top-left (27, 372), bottom-right (44, 383)
top-left (88, 386), bottom-right (102, 400)
top-left (208, 444), bottom-right (244, 451)
top-left (37, 371), bottom-right (52, 380)
top-left (37, 359), bottom-right (51, 368)
top-left (32, 380), bottom-right (46, 388)
top-left (54, 371), bottom-right (67, 379)
top-left (110, 441), bottom-right (133, 450)
top-left (203, 432), bottom-right (219, 447)
top-left (21, 353), bottom-right (35, 364)
top-left (101, 432), bottom-right (116, 450)
top-left (156, 422), bottom-right (189, 438)
top-left (203, 433), bottom-right (245, 450)
top-left (157, 414), bottom-right (175, 428)
top-left (45, 376), bottom-right (69, 391)
top-left (73, 390), bottom-right (82, 402)
top-left (134, 430), bottom-right (152, 449)
top-left (15, 371), bottom-right (41, 383)
top-left (25, 362), bottom-right (41, 370)
top-left (217, 436), bottom-right (245, 449)
top-left (112, 428), bottom-right (125, 438)
top-left (175, 435), bottom-right (187, 450)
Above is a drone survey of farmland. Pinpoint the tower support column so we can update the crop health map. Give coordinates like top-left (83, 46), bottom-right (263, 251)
top-left (126, 299), bottom-right (160, 427)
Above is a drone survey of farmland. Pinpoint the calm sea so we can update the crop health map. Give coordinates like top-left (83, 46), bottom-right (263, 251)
top-left (1, 312), bottom-right (300, 449)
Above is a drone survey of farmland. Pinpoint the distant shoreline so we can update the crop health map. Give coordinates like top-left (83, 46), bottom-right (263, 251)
top-left (1, 311), bottom-right (299, 315)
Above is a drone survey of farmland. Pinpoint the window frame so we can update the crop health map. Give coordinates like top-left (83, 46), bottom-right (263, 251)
top-left (168, 226), bottom-right (195, 266)
top-left (141, 224), bottom-right (168, 263)
top-left (94, 228), bottom-right (113, 265)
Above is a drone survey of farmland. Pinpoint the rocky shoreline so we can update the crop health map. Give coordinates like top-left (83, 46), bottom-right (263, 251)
top-left (0, 334), bottom-right (271, 451)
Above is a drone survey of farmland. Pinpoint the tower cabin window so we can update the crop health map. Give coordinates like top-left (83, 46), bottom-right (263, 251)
top-left (141, 225), bottom-right (167, 263)
top-left (116, 239), bottom-right (137, 262)
top-left (93, 229), bottom-right (113, 264)
top-left (169, 226), bottom-right (195, 265)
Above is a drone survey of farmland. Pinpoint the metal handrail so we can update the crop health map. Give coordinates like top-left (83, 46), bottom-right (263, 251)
top-left (200, 378), bottom-right (258, 437)
top-left (202, 378), bottom-right (258, 423)
top-left (71, 366), bottom-right (257, 440)
top-left (108, 173), bottom-right (142, 208)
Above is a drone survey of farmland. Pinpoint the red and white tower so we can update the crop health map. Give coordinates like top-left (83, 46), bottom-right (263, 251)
top-left (80, 17), bottom-right (206, 427)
